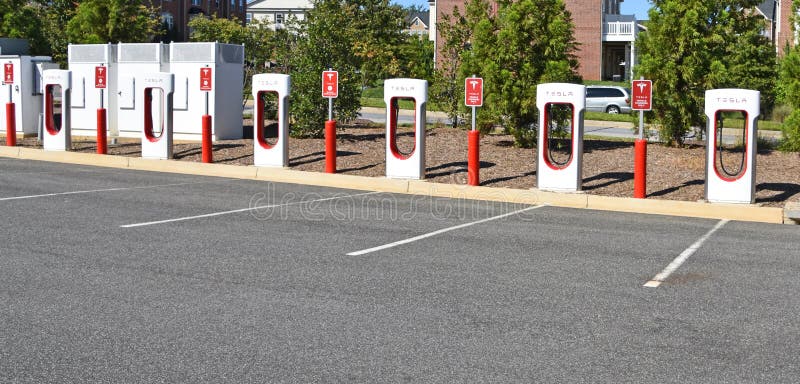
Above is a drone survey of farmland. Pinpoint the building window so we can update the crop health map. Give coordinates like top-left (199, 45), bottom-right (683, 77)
top-left (246, 13), bottom-right (252, 24)
top-left (161, 12), bottom-right (174, 31)
top-left (275, 13), bottom-right (284, 24)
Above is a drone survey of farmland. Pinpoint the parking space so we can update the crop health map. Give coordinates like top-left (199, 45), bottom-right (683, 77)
top-left (1, 158), bottom-right (799, 382)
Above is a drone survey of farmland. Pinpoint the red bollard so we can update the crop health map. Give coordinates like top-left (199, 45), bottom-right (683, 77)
top-left (634, 139), bottom-right (647, 198)
top-left (325, 120), bottom-right (336, 173)
top-left (5, 102), bottom-right (16, 147)
top-left (202, 114), bottom-right (212, 163)
top-left (468, 130), bottom-right (480, 186)
top-left (96, 108), bottom-right (107, 154)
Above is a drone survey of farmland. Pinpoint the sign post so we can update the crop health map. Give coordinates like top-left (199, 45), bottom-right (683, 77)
top-left (200, 66), bottom-right (213, 163)
top-left (631, 78), bottom-right (652, 199)
top-left (465, 76), bottom-right (484, 186)
top-left (322, 69), bottom-right (338, 173)
top-left (4, 62), bottom-right (15, 147)
top-left (95, 66), bottom-right (108, 154)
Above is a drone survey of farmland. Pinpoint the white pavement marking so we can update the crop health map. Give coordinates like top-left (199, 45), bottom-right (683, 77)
top-left (121, 191), bottom-right (382, 228)
top-left (644, 219), bottom-right (729, 288)
top-left (0, 182), bottom-right (201, 202)
top-left (347, 205), bottom-right (544, 256)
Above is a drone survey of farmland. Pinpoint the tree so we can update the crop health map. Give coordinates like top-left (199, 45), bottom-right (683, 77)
top-left (637, 0), bottom-right (777, 146)
top-left (37, 0), bottom-right (80, 65)
top-left (66, 0), bottom-right (162, 44)
top-left (288, 0), bottom-right (408, 137)
top-left (778, 2), bottom-right (800, 151)
top-left (461, 0), bottom-right (580, 147)
top-left (188, 15), bottom-right (276, 101)
top-left (0, 0), bottom-right (49, 56)
top-left (430, 4), bottom-right (472, 130)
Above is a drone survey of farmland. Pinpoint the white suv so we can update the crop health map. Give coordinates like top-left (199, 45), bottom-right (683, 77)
top-left (586, 86), bottom-right (632, 114)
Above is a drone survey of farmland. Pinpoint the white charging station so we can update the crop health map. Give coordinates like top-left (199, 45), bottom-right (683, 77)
top-left (117, 43), bottom-right (169, 138)
top-left (704, 89), bottom-right (759, 204)
top-left (139, 72), bottom-right (174, 160)
top-left (384, 78), bottom-right (427, 179)
top-left (170, 42), bottom-right (244, 140)
top-left (252, 73), bottom-right (290, 167)
top-left (42, 69), bottom-right (72, 151)
top-left (0, 55), bottom-right (57, 136)
top-left (67, 44), bottom-right (118, 138)
top-left (536, 83), bottom-right (586, 192)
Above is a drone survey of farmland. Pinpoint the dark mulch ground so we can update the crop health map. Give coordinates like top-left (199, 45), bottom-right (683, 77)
top-left (15, 121), bottom-right (800, 208)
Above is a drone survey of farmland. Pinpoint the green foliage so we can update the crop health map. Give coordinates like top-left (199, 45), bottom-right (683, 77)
top-left (288, 0), bottom-right (413, 138)
top-left (461, 0), bottom-right (580, 147)
top-left (66, 0), bottom-right (162, 44)
top-left (0, 1), bottom-right (49, 56)
top-left (637, 0), bottom-right (777, 146)
top-left (777, 44), bottom-right (800, 151)
top-left (430, 4), bottom-right (472, 130)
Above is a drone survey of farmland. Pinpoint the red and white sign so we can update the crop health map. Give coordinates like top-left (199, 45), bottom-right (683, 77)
top-left (465, 77), bottom-right (483, 107)
top-left (632, 80), bottom-right (652, 111)
top-left (95, 66), bottom-right (107, 89)
top-left (322, 70), bottom-right (338, 98)
top-left (3, 63), bottom-right (13, 85)
top-left (200, 67), bottom-right (213, 91)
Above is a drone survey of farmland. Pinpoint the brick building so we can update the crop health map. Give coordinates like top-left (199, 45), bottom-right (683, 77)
top-left (757, 0), bottom-right (796, 52)
top-left (431, 0), bottom-right (640, 81)
top-left (150, 0), bottom-right (248, 42)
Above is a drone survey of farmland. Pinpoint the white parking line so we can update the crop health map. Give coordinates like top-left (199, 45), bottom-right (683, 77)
top-left (347, 205), bottom-right (544, 256)
top-left (0, 182), bottom-right (201, 202)
top-left (121, 191), bottom-right (382, 228)
top-left (644, 219), bottom-right (729, 288)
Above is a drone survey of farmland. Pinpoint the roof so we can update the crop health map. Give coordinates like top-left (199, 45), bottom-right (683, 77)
top-left (756, 0), bottom-right (776, 20)
top-left (406, 10), bottom-right (430, 27)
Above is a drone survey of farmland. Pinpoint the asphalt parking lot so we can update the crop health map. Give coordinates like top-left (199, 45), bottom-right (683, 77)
top-left (1, 157), bottom-right (799, 382)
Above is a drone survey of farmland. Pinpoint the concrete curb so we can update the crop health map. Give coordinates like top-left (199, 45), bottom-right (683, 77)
top-left (1, 147), bottom-right (789, 224)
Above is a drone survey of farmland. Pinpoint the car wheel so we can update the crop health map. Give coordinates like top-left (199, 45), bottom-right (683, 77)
top-left (606, 105), bottom-right (621, 114)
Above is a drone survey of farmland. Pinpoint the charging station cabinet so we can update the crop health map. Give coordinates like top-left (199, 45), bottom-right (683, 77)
top-left (42, 69), bottom-right (72, 151)
top-left (139, 73), bottom-right (174, 160)
top-left (0, 55), bottom-right (57, 137)
top-left (704, 89), bottom-right (759, 204)
top-left (536, 83), bottom-right (586, 192)
top-left (116, 43), bottom-right (169, 138)
top-left (67, 44), bottom-right (118, 138)
top-left (384, 78), bottom-right (427, 179)
top-left (252, 73), bottom-right (290, 167)
top-left (170, 42), bottom-right (244, 140)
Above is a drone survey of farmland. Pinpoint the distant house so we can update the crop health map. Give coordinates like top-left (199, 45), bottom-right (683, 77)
top-left (246, 0), bottom-right (312, 29)
top-left (149, 0), bottom-right (247, 42)
top-left (405, 10), bottom-right (430, 38)
top-left (432, 0), bottom-right (645, 81)
top-left (756, 0), bottom-right (796, 52)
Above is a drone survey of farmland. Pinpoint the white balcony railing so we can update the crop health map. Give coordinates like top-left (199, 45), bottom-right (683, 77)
top-left (603, 21), bottom-right (636, 42)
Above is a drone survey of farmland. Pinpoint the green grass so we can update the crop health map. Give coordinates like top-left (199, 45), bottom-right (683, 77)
top-left (360, 86), bottom-right (785, 131)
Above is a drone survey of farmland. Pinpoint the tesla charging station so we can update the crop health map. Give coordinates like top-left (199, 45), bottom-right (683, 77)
top-left (42, 69), bottom-right (72, 151)
top-left (536, 83), bottom-right (586, 192)
top-left (1, 55), bottom-right (57, 137)
top-left (252, 73), bottom-right (290, 167)
top-left (170, 42), bottom-right (244, 140)
top-left (67, 44), bottom-right (118, 138)
top-left (384, 78), bottom-right (427, 179)
top-left (704, 89), bottom-right (759, 204)
top-left (117, 43), bottom-right (169, 138)
top-left (140, 72), bottom-right (174, 160)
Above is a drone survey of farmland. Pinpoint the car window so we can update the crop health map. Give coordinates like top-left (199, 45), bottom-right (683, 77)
top-left (587, 88), bottom-right (624, 98)
top-left (586, 88), bottom-right (600, 98)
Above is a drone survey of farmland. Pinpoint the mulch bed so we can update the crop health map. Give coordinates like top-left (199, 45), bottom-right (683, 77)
top-left (15, 121), bottom-right (800, 208)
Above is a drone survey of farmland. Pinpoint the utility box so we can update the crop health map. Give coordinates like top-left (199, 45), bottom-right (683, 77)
top-left (0, 55), bottom-right (58, 137)
top-left (116, 43), bottom-right (169, 138)
top-left (68, 44), bottom-right (118, 138)
top-left (169, 42), bottom-right (244, 140)
top-left (0, 39), bottom-right (30, 55)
